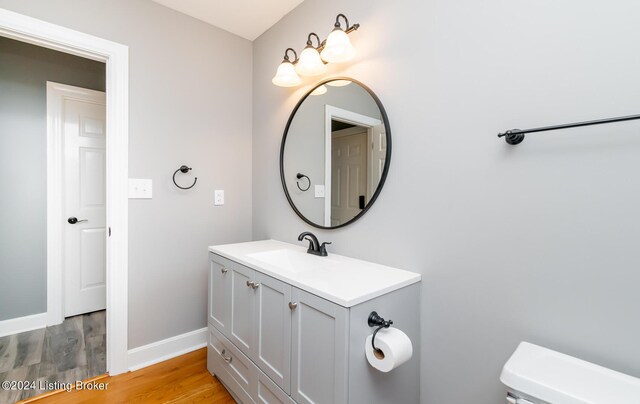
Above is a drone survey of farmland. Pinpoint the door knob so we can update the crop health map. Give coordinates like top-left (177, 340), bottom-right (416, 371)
top-left (67, 217), bottom-right (88, 224)
top-left (220, 267), bottom-right (228, 274)
top-left (289, 302), bottom-right (298, 310)
top-left (251, 283), bottom-right (260, 289)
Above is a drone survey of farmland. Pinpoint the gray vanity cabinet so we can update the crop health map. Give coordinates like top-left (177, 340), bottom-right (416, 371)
top-left (208, 250), bottom-right (420, 404)
top-left (254, 271), bottom-right (292, 394)
top-left (291, 288), bottom-right (349, 404)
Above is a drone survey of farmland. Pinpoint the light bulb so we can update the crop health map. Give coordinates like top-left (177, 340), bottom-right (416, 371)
top-left (326, 80), bottom-right (351, 87)
top-left (320, 28), bottom-right (356, 63)
top-left (272, 60), bottom-right (301, 87)
top-left (310, 85), bottom-right (327, 96)
top-left (295, 46), bottom-right (327, 76)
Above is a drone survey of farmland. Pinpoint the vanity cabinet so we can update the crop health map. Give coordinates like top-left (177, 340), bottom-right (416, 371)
top-left (209, 253), bottom-right (349, 403)
top-left (208, 241), bottom-right (421, 404)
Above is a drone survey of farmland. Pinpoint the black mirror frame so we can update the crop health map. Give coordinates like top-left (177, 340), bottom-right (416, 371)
top-left (279, 77), bottom-right (392, 230)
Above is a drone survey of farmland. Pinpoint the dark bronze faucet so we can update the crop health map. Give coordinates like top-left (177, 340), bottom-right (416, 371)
top-left (297, 232), bottom-right (331, 257)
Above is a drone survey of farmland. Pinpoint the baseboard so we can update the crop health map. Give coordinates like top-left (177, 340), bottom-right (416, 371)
top-left (0, 312), bottom-right (48, 337)
top-left (127, 327), bottom-right (208, 371)
top-left (0, 313), bottom-right (49, 337)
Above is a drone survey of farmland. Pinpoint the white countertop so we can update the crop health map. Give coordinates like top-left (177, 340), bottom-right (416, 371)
top-left (208, 240), bottom-right (421, 307)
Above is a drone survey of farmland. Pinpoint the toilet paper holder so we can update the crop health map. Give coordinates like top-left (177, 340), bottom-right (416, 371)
top-left (368, 311), bottom-right (393, 351)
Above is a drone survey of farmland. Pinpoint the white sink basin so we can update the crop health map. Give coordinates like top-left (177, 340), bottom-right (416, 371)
top-left (247, 249), bottom-right (341, 274)
top-left (210, 240), bottom-right (421, 307)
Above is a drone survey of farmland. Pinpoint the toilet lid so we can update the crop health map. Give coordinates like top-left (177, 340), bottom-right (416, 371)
top-left (500, 342), bottom-right (640, 404)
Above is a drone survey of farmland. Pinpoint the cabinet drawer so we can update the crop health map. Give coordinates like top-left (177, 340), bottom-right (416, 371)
top-left (209, 325), bottom-right (257, 403)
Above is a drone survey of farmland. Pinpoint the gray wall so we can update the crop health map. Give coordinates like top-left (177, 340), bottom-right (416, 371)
top-left (284, 83), bottom-right (381, 224)
top-left (253, 0), bottom-right (640, 403)
top-left (0, 37), bottom-right (105, 321)
top-left (0, 0), bottom-right (253, 348)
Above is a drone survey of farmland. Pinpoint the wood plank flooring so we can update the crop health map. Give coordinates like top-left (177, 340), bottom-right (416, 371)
top-left (0, 311), bottom-right (106, 402)
top-left (20, 348), bottom-right (235, 404)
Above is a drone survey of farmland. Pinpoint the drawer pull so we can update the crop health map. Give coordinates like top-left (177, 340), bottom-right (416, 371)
top-left (251, 282), bottom-right (260, 289)
top-left (220, 349), bottom-right (233, 364)
top-left (289, 302), bottom-right (298, 310)
top-left (246, 280), bottom-right (254, 288)
top-left (220, 267), bottom-right (228, 274)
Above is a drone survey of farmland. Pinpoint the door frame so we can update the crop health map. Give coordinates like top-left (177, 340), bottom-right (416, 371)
top-left (0, 8), bottom-right (129, 375)
top-left (323, 105), bottom-right (381, 227)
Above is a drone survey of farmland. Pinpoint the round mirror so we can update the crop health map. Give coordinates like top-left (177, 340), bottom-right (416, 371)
top-left (280, 78), bottom-right (391, 229)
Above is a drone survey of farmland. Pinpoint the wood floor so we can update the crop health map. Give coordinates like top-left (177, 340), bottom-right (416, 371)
top-left (19, 348), bottom-right (235, 404)
top-left (0, 311), bottom-right (106, 402)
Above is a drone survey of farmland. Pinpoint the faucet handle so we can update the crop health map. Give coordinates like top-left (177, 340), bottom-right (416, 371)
top-left (319, 242), bottom-right (331, 256)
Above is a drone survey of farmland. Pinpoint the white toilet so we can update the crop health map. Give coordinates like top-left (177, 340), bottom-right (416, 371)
top-left (500, 342), bottom-right (640, 404)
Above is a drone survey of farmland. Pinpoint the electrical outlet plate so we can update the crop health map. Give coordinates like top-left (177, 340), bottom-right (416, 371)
top-left (214, 190), bottom-right (225, 205)
top-left (315, 185), bottom-right (325, 198)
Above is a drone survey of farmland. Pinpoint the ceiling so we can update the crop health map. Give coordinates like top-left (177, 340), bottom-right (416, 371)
top-left (151, 0), bottom-right (304, 41)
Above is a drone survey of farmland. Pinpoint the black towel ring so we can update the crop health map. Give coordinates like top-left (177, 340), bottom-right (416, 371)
top-left (368, 311), bottom-right (393, 352)
top-left (296, 173), bottom-right (311, 191)
top-left (173, 165), bottom-right (197, 190)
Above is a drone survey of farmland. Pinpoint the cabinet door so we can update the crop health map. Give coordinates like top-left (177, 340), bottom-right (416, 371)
top-left (230, 263), bottom-right (256, 358)
top-left (209, 255), bottom-right (231, 333)
top-left (254, 272), bottom-right (292, 394)
top-left (291, 288), bottom-right (349, 404)
top-left (256, 368), bottom-right (296, 404)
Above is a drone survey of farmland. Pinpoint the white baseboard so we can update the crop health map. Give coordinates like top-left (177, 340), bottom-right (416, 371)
top-left (0, 312), bottom-right (48, 338)
top-left (127, 327), bottom-right (208, 371)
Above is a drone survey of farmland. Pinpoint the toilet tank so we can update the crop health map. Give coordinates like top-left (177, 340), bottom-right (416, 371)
top-left (500, 342), bottom-right (640, 404)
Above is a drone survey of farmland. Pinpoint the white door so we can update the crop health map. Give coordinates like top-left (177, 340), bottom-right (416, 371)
top-left (369, 123), bottom-right (387, 194)
top-left (56, 84), bottom-right (107, 317)
top-left (331, 130), bottom-right (368, 226)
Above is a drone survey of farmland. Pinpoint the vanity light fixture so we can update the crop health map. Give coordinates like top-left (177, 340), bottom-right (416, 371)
top-left (320, 14), bottom-right (359, 63)
top-left (296, 33), bottom-right (327, 76)
top-left (310, 85), bottom-right (327, 95)
top-left (272, 13), bottom-right (360, 87)
top-left (272, 48), bottom-right (302, 87)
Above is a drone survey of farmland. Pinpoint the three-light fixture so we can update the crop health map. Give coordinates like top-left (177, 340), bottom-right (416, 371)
top-left (272, 13), bottom-right (360, 87)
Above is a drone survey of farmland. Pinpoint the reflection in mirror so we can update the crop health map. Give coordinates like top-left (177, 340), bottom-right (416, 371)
top-left (281, 79), bottom-right (390, 229)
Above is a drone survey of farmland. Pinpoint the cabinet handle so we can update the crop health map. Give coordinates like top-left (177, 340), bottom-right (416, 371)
top-left (289, 302), bottom-right (298, 310)
top-left (220, 267), bottom-right (228, 274)
top-left (246, 280), bottom-right (254, 288)
top-left (251, 282), bottom-right (260, 289)
top-left (220, 349), bottom-right (233, 364)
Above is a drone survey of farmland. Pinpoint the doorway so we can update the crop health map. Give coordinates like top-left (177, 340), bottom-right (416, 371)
top-left (0, 8), bottom-right (129, 376)
top-left (324, 105), bottom-right (383, 227)
top-left (47, 82), bottom-right (107, 320)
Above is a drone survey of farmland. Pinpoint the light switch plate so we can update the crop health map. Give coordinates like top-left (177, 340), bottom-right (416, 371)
top-left (214, 190), bottom-right (225, 206)
top-left (315, 185), bottom-right (325, 198)
top-left (128, 179), bottom-right (152, 199)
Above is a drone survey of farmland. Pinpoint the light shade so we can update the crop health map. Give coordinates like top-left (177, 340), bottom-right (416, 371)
top-left (272, 61), bottom-right (302, 87)
top-left (326, 80), bottom-right (351, 87)
top-left (310, 85), bottom-right (327, 96)
top-left (320, 28), bottom-right (356, 63)
top-left (295, 46), bottom-right (327, 76)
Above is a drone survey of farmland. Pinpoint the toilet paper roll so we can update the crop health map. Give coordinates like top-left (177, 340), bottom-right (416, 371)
top-left (365, 327), bottom-right (413, 372)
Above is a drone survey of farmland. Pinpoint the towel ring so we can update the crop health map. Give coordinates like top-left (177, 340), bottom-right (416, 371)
top-left (173, 165), bottom-right (197, 190)
top-left (296, 173), bottom-right (311, 191)
top-left (368, 311), bottom-right (393, 352)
